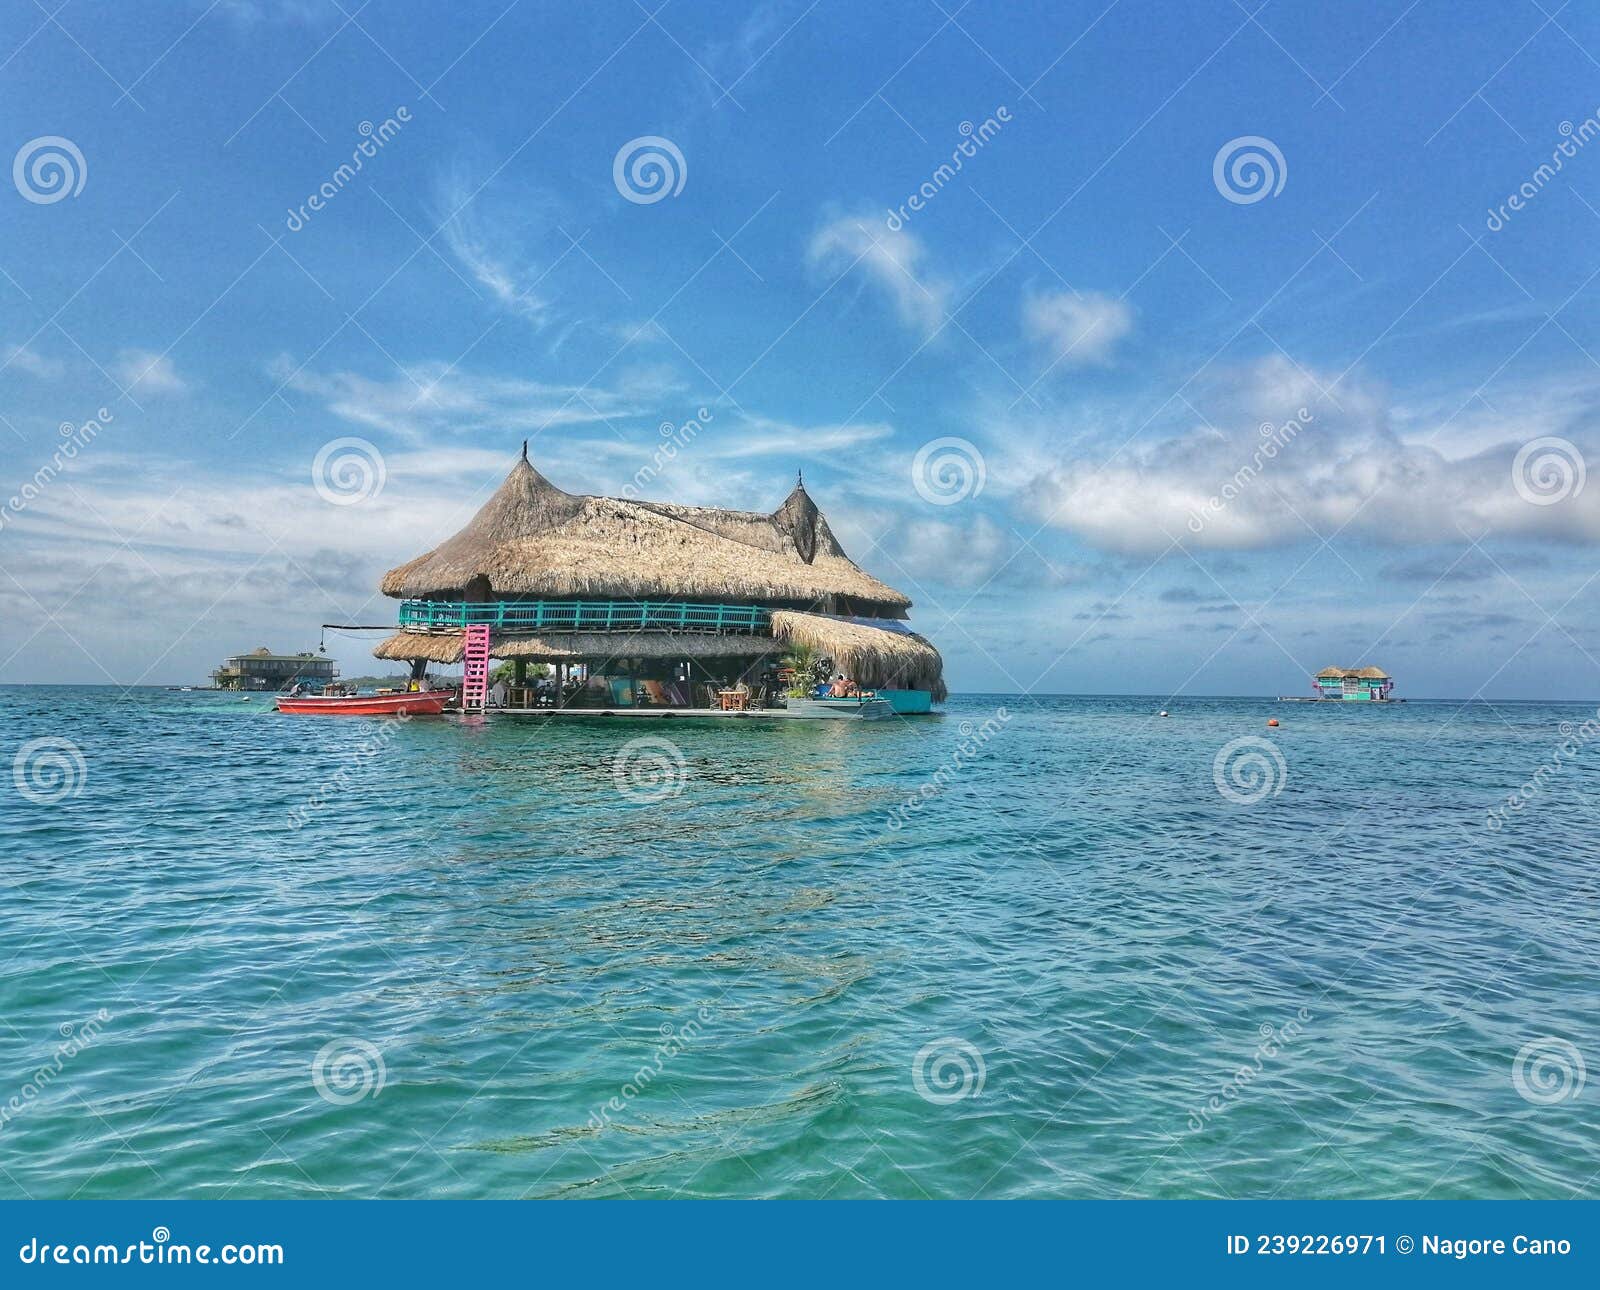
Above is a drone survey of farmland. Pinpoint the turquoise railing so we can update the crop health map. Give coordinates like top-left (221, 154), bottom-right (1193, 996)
top-left (397, 599), bottom-right (771, 634)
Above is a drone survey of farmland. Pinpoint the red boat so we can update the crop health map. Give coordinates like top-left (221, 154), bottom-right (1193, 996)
top-left (274, 689), bottom-right (454, 716)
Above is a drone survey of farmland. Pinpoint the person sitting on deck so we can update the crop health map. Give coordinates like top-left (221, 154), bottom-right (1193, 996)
top-left (828, 673), bottom-right (859, 698)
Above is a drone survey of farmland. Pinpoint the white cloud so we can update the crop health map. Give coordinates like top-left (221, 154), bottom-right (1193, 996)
top-left (115, 349), bottom-right (187, 395)
top-left (1022, 290), bottom-right (1132, 367)
top-left (274, 359), bottom-right (641, 442)
top-left (883, 513), bottom-right (1012, 588)
top-left (435, 171), bottom-right (551, 323)
top-left (3, 344), bottom-right (64, 378)
top-left (712, 416), bottom-right (893, 459)
top-left (808, 213), bottom-right (949, 334)
top-left (1014, 357), bottom-right (1600, 553)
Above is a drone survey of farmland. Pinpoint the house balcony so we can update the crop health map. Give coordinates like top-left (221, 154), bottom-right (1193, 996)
top-left (396, 598), bottom-right (772, 635)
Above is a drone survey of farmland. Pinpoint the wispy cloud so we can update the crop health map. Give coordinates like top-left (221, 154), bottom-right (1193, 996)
top-left (1022, 290), bottom-right (1132, 367)
top-left (273, 359), bottom-right (641, 443)
top-left (4, 344), bottom-right (64, 378)
top-left (434, 169), bottom-right (552, 323)
top-left (808, 213), bottom-right (949, 335)
top-left (115, 349), bottom-right (187, 395)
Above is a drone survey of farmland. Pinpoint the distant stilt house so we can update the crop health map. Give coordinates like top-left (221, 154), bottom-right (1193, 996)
top-left (213, 647), bottom-right (338, 692)
top-left (370, 447), bottom-right (946, 711)
top-left (1313, 666), bottom-right (1393, 701)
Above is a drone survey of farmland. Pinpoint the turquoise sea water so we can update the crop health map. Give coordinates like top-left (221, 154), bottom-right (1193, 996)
top-left (2, 686), bottom-right (1597, 1199)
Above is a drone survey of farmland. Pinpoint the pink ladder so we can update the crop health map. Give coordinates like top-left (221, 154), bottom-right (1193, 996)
top-left (461, 624), bottom-right (491, 711)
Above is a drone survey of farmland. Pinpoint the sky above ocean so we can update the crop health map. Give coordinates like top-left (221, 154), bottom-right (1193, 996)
top-left (1, 1), bottom-right (1598, 697)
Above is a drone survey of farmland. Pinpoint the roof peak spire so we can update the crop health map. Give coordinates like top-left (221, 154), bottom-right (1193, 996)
top-left (521, 439), bottom-right (529, 462)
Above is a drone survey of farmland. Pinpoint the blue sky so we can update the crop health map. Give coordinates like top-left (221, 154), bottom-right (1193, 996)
top-left (2, 0), bottom-right (1599, 697)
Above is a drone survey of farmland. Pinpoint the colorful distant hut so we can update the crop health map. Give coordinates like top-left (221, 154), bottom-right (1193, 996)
top-left (1313, 665), bottom-right (1393, 701)
top-left (371, 446), bottom-right (945, 711)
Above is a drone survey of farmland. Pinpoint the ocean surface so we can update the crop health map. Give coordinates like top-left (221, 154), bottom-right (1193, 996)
top-left (2, 686), bottom-right (1597, 1200)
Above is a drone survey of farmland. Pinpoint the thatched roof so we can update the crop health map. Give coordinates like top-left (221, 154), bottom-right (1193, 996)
top-left (373, 630), bottom-right (782, 665)
top-left (380, 452), bottom-right (911, 613)
top-left (769, 610), bottom-right (946, 701)
top-left (1316, 665), bottom-right (1391, 679)
top-left (1355, 666), bottom-right (1390, 679)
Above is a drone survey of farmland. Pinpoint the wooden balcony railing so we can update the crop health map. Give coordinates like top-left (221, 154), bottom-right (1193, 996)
top-left (397, 599), bottom-right (771, 634)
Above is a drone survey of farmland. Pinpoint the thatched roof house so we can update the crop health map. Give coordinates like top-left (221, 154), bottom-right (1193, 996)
top-left (1312, 664), bottom-right (1394, 700)
top-left (373, 447), bottom-right (945, 703)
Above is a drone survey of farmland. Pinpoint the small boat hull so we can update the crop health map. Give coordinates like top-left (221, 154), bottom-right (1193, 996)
top-left (876, 688), bottom-right (932, 714)
top-left (275, 690), bottom-right (451, 716)
top-left (782, 698), bottom-right (894, 720)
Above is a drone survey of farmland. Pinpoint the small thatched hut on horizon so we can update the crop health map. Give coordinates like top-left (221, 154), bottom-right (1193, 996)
top-left (372, 445), bottom-right (946, 708)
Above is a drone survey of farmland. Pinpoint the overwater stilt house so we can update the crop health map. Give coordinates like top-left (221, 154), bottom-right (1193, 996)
top-left (213, 647), bottom-right (338, 692)
top-left (371, 446), bottom-right (945, 712)
top-left (1312, 665), bottom-right (1394, 701)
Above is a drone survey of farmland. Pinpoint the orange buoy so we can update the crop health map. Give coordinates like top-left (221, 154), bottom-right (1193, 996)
top-left (1267, 718), bottom-right (1280, 727)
